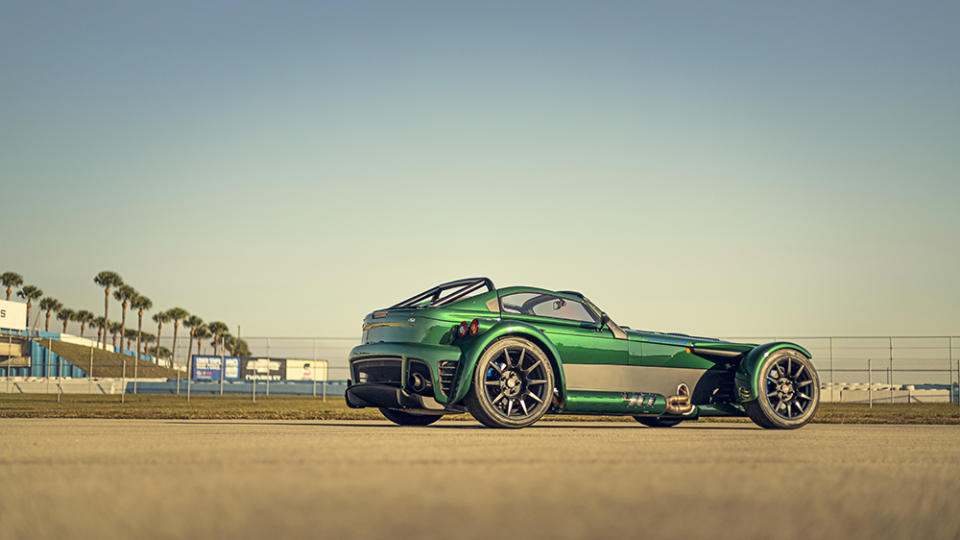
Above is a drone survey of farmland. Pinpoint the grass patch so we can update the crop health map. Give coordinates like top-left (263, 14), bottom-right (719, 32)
top-left (35, 339), bottom-right (180, 378)
top-left (1, 394), bottom-right (958, 424)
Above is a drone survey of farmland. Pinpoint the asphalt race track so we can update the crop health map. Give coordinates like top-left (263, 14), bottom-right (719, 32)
top-left (1, 419), bottom-right (958, 540)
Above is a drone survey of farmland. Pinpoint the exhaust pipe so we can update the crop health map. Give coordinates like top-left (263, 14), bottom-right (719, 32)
top-left (665, 383), bottom-right (694, 415)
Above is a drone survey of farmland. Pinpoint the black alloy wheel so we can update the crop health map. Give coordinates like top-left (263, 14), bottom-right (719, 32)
top-left (744, 348), bottom-right (820, 429)
top-left (465, 337), bottom-right (555, 428)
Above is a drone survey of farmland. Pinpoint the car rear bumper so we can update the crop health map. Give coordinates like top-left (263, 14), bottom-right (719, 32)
top-left (345, 383), bottom-right (448, 415)
top-left (349, 342), bottom-right (463, 404)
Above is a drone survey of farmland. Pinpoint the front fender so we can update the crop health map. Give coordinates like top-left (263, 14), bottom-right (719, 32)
top-left (734, 342), bottom-right (812, 403)
top-left (447, 321), bottom-right (566, 404)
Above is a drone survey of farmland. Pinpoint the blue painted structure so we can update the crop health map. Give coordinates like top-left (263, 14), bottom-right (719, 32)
top-left (0, 338), bottom-right (88, 378)
top-left (130, 379), bottom-right (349, 396)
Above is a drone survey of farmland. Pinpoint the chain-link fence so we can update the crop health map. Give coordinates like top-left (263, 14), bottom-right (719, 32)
top-left (2, 332), bottom-right (958, 404)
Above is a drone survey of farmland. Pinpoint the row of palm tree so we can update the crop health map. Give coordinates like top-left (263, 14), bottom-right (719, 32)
top-left (1, 271), bottom-right (250, 366)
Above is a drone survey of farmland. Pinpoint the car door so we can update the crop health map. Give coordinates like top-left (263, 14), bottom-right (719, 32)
top-left (499, 292), bottom-right (627, 391)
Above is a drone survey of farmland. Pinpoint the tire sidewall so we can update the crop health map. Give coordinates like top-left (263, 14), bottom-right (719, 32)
top-left (753, 349), bottom-right (820, 429)
top-left (469, 337), bottom-right (554, 428)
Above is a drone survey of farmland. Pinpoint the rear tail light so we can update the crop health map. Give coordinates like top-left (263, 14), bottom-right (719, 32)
top-left (469, 319), bottom-right (479, 336)
top-left (458, 321), bottom-right (467, 338)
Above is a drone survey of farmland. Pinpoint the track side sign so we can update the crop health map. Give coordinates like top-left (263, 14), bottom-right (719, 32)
top-left (0, 300), bottom-right (26, 331)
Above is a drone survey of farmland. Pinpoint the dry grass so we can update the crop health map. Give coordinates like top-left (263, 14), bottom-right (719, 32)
top-left (34, 339), bottom-right (181, 378)
top-left (1, 394), bottom-right (958, 424)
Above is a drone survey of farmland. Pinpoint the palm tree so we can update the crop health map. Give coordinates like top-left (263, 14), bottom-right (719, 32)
top-left (75, 310), bottom-right (95, 338)
top-left (109, 322), bottom-right (122, 349)
top-left (124, 328), bottom-right (138, 350)
top-left (16, 285), bottom-right (43, 330)
top-left (57, 308), bottom-right (76, 333)
top-left (149, 346), bottom-right (172, 364)
top-left (140, 332), bottom-right (155, 360)
top-left (152, 311), bottom-right (170, 363)
top-left (184, 315), bottom-right (203, 374)
top-left (194, 325), bottom-right (211, 356)
top-left (131, 294), bottom-right (152, 361)
top-left (94, 271), bottom-right (123, 348)
top-left (207, 321), bottom-right (229, 355)
top-left (223, 334), bottom-right (251, 357)
top-left (113, 284), bottom-right (137, 352)
top-left (39, 297), bottom-right (62, 332)
top-left (2, 272), bottom-right (23, 300)
top-left (93, 316), bottom-right (105, 343)
top-left (165, 308), bottom-right (188, 369)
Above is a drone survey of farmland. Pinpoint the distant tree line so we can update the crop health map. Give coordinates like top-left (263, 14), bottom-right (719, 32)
top-left (1, 271), bottom-right (250, 365)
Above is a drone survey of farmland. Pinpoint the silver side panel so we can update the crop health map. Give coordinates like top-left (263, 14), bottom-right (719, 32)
top-left (563, 364), bottom-right (708, 395)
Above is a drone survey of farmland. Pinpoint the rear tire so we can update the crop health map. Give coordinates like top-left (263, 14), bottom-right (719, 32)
top-left (465, 337), bottom-right (554, 429)
top-left (633, 416), bottom-right (683, 428)
top-left (744, 349), bottom-right (820, 429)
top-left (378, 408), bottom-right (443, 426)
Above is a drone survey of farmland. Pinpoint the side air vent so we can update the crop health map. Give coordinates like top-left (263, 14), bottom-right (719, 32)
top-left (438, 360), bottom-right (458, 397)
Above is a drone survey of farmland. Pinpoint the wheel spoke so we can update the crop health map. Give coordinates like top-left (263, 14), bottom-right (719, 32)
top-left (519, 398), bottom-right (529, 416)
top-left (484, 380), bottom-right (500, 386)
top-left (517, 348), bottom-right (526, 370)
top-left (767, 391), bottom-right (778, 397)
top-left (775, 399), bottom-right (784, 412)
top-left (794, 364), bottom-right (805, 379)
top-left (526, 391), bottom-right (543, 404)
top-left (797, 380), bottom-right (812, 387)
top-left (767, 375), bottom-right (779, 384)
top-left (491, 392), bottom-right (505, 405)
top-left (506, 399), bottom-right (514, 416)
top-left (797, 392), bottom-right (812, 401)
top-left (524, 359), bottom-right (543, 374)
top-left (787, 357), bottom-right (792, 377)
top-left (794, 400), bottom-right (805, 414)
top-left (527, 379), bottom-right (547, 386)
top-left (502, 349), bottom-right (511, 367)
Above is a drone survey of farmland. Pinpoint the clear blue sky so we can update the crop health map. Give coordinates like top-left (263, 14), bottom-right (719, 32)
top-left (2, 1), bottom-right (958, 338)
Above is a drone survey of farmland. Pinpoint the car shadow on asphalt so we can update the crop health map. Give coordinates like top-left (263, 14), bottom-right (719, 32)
top-left (161, 420), bottom-right (759, 430)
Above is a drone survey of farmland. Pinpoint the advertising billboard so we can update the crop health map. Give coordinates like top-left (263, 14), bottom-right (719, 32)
top-left (0, 300), bottom-right (26, 331)
top-left (241, 358), bottom-right (283, 381)
top-left (285, 359), bottom-right (329, 381)
top-left (192, 356), bottom-right (240, 380)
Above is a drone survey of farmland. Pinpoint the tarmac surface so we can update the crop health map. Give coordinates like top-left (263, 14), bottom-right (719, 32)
top-left (1, 419), bottom-right (959, 540)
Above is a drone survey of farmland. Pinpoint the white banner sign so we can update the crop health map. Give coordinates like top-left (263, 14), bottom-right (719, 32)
top-left (0, 300), bottom-right (26, 331)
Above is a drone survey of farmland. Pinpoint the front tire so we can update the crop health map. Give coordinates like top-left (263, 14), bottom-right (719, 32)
top-left (465, 337), bottom-right (555, 428)
top-left (634, 416), bottom-right (683, 428)
top-left (744, 349), bottom-right (820, 429)
top-left (378, 408), bottom-right (443, 426)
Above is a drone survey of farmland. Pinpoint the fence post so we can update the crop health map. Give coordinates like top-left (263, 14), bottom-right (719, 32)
top-left (950, 336), bottom-right (954, 404)
top-left (187, 351), bottom-right (192, 403)
top-left (313, 338), bottom-right (318, 398)
top-left (219, 337), bottom-right (224, 396)
top-left (888, 337), bottom-right (894, 404)
top-left (133, 346), bottom-right (138, 395)
top-left (868, 358), bottom-right (872, 408)
top-left (121, 357), bottom-right (126, 404)
top-left (7, 335), bottom-right (12, 393)
top-left (57, 354), bottom-right (62, 404)
top-left (88, 343), bottom-right (94, 393)
top-left (266, 337), bottom-right (271, 397)
top-left (45, 338), bottom-right (51, 394)
top-left (829, 337), bottom-right (834, 402)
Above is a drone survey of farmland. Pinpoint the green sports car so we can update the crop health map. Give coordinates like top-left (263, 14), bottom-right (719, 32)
top-left (345, 278), bottom-right (819, 429)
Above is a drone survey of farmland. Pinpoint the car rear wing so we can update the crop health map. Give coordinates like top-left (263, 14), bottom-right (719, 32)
top-left (389, 277), bottom-right (495, 309)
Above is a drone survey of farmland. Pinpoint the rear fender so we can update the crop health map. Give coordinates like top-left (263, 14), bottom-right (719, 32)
top-left (734, 342), bottom-right (812, 403)
top-left (447, 321), bottom-right (566, 404)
